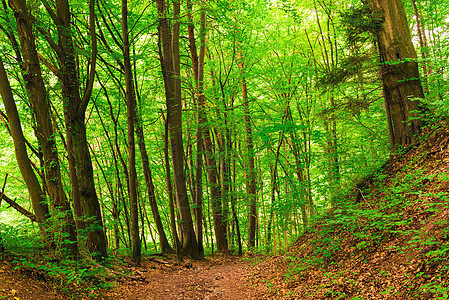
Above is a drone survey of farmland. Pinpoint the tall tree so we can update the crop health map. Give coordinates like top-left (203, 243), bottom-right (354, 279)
top-left (366, 0), bottom-right (425, 148)
top-left (8, 0), bottom-right (78, 257)
top-left (238, 53), bottom-right (257, 248)
top-left (122, 0), bottom-right (141, 265)
top-left (187, 0), bottom-right (205, 255)
top-left (0, 56), bottom-right (50, 237)
top-left (44, 0), bottom-right (108, 258)
top-left (156, 0), bottom-right (200, 259)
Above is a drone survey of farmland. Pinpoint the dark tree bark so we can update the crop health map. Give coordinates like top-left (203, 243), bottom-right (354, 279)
top-left (162, 113), bottom-right (181, 258)
top-left (366, 0), bottom-right (425, 148)
top-left (48, 0), bottom-right (108, 258)
top-left (203, 129), bottom-right (228, 252)
top-left (122, 0), bottom-right (140, 265)
top-left (187, 0), bottom-right (205, 256)
top-left (0, 56), bottom-right (50, 236)
top-left (238, 56), bottom-right (257, 249)
top-left (156, 0), bottom-right (200, 259)
top-left (8, 0), bottom-right (78, 258)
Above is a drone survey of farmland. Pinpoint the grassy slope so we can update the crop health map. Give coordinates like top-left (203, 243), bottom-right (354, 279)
top-left (252, 122), bottom-right (449, 299)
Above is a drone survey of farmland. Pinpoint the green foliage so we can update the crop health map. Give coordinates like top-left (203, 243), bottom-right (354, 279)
top-left (340, 4), bottom-right (383, 47)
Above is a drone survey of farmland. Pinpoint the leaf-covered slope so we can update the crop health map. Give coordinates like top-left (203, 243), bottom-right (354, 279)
top-left (251, 122), bottom-right (449, 299)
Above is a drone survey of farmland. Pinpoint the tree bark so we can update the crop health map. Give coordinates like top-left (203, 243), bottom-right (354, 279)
top-left (136, 118), bottom-right (173, 253)
top-left (162, 113), bottom-right (181, 258)
top-left (8, 0), bottom-right (78, 258)
top-left (156, 0), bottom-right (199, 259)
top-left (366, 0), bottom-right (425, 148)
top-left (0, 56), bottom-right (50, 235)
top-left (238, 55), bottom-right (257, 249)
top-left (187, 0), bottom-right (205, 257)
top-left (203, 129), bottom-right (228, 252)
top-left (51, 0), bottom-right (108, 258)
top-left (122, 0), bottom-right (140, 265)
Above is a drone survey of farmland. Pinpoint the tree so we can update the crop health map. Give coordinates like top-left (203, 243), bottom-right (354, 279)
top-left (238, 54), bottom-right (257, 249)
top-left (0, 56), bottom-right (50, 238)
top-left (122, 0), bottom-right (140, 265)
top-left (8, 0), bottom-right (78, 257)
top-left (156, 0), bottom-right (200, 259)
top-left (366, 0), bottom-right (426, 148)
top-left (44, 0), bottom-right (108, 258)
top-left (187, 0), bottom-right (206, 255)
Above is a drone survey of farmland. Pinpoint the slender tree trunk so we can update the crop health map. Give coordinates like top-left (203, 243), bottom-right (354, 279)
top-left (203, 129), bottom-right (228, 252)
top-left (136, 121), bottom-right (173, 253)
top-left (187, 0), bottom-right (206, 257)
top-left (411, 0), bottom-right (429, 93)
top-left (0, 57), bottom-right (50, 236)
top-left (122, 0), bottom-right (140, 265)
top-left (238, 55), bottom-right (257, 248)
top-left (156, 0), bottom-right (199, 259)
top-left (162, 113), bottom-right (181, 258)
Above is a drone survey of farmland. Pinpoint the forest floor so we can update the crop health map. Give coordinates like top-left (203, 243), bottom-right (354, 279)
top-left (0, 252), bottom-right (276, 299)
top-left (2, 122), bottom-right (449, 299)
top-left (105, 254), bottom-right (272, 300)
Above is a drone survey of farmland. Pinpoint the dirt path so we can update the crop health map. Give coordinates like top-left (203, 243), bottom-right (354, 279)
top-left (112, 256), bottom-right (270, 300)
top-left (0, 254), bottom-right (274, 299)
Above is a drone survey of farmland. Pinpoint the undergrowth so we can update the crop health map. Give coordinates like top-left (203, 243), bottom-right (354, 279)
top-left (0, 223), bottom-right (117, 299)
top-left (285, 123), bottom-right (449, 298)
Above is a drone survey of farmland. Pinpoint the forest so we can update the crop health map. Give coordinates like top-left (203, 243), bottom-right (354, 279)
top-left (0, 0), bottom-right (449, 298)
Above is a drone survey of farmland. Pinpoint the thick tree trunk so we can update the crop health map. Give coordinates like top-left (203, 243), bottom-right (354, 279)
top-left (8, 0), bottom-right (78, 257)
top-left (366, 0), bottom-right (425, 148)
top-left (122, 0), bottom-right (140, 265)
top-left (156, 0), bottom-right (199, 259)
top-left (53, 0), bottom-right (108, 258)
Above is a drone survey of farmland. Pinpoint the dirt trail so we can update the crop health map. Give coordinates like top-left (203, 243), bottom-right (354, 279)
top-left (0, 253), bottom-right (274, 300)
top-left (113, 256), bottom-right (269, 300)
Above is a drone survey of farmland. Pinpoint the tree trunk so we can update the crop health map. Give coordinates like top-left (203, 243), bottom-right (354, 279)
top-left (203, 129), bottom-right (228, 252)
top-left (136, 117), bottom-right (173, 253)
top-left (156, 0), bottom-right (199, 259)
top-left (122, 0), bottom-right (140, 265)
top-left (0, 57), bottom-right (50, 236)
top-left (238, 56), bottom-right (257, 249)
top-left (366, 0), bottom-right (425, 148)
top-left (52, 0), bottom-right (108, 258)
top-left (162, 113), bottom-right (181, 258)
top-left (187, 0), bottom-right (206, 257)
top-left (8, 0), bottom-right (78, 257)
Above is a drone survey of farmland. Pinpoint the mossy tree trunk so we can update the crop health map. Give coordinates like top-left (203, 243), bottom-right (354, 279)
top-left (366, 0), bottom-right (425, 148)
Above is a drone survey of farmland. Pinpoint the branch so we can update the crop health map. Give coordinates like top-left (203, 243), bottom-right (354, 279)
top-left (37, 52), bottom-right (60, 79)
top-left (81, 0), bottom-right (98, 112)
top-left (0, 193), bottom-right (37, 223)
top-left (0, 174), bottom-right (7, 206)
top-left (36, 27), bottom-right (62, 56)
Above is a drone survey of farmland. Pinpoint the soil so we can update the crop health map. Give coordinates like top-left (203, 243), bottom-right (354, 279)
top-left (109, 255), bottom-right (270, 300)
top-left (0, 253), bottom-right (272, 299)
top-left (0, 254), bottom-right (65, 299)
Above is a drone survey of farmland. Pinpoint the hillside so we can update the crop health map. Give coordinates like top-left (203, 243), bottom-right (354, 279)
top-left (249, 121), bottom-right (449, 299)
